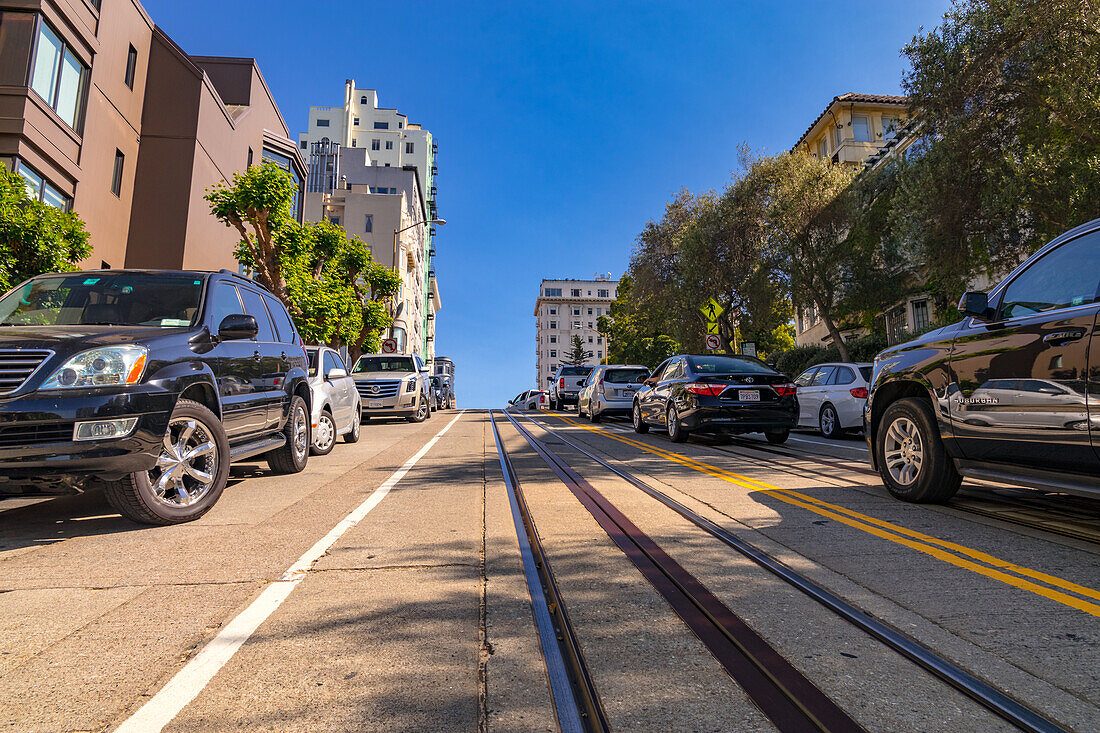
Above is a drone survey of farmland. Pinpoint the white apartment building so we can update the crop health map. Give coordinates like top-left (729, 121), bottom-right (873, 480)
top-left (534, 277), bottom-right (617, 387)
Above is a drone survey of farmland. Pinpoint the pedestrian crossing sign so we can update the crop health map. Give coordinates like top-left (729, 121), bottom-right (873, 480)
top-left (700, 298), bottom-right (724, 321)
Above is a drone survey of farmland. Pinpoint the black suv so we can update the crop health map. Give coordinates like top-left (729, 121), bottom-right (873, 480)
top-left (0, 269), bottom-right (311, 524)
top-left (866, 218), bottom-right (1100, 503)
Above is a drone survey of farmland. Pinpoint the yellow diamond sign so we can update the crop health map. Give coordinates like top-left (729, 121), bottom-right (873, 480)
top-left (700, 298), bottom-right (724, 321)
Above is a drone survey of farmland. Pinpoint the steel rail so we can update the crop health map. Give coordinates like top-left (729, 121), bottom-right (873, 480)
top-left (502, 410), bottom-right (865, 733)
top-left (488, 411), bottom-right (609, 733)
top-left (519, 412), bottom-right (1068, 733)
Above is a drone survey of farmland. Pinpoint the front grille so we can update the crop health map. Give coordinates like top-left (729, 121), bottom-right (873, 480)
top-left (356, 380), bottom-right (402, 399)
top-left (0, 423), bottom-right (73, 447)
top-left (0, 350), bottom-right (53, 396)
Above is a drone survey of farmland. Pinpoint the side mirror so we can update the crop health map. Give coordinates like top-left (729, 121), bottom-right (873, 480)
top-left (326, 368), bottom-right (347, 380)
top-left (958, 291), bottom-right (992, 322)
top-left (218, 314), bottom-right (258, 341)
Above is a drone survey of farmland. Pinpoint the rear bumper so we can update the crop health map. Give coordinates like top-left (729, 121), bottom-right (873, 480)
top-left (557, 392), bottom-right (578, 404)
top-left (680, 402), bottom-right (798, 433)
top-left (593, 396), bottom-right (633, 414)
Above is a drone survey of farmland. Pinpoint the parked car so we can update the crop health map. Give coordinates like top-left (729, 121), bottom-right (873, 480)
top-left (792, 362), bottom-right (873, 438)
top-left (305, 346), bottom-right (361, 455)
top-left (549, 365), bottom-right (593, 410)
top-left (509, 389), bottom-right (546, 411)
top-left (0, 269), bottom-right (311, 525)
top-left (866, 218), bottom-right (1100, 503)
top-left (351, 353), bottom-right (432, 422)
top-left (578, 365), bottom-right (650, 422)
top-left (428, 375), bottom-right (451, 410)
top-left (633, 354), bottom-right (798, 443)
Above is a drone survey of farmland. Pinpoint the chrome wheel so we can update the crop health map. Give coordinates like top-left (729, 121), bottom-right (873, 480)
top-left (667, 407), bottom-right (677, 437)
top-left (417, 399), bottom-right (428, 421)
top-left (821, 406), bottom-right (837, 436)
top-left (314, 413), bottom-right (335, 452)
top-left (148, 418), bottom-right (218, 507)
top-left (292, 404), bottom-right (308, 458)
top-left (884, 417), bottom-right (923, 486)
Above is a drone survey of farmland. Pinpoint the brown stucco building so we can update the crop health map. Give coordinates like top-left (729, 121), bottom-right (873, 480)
top-left (0, 0), bottom-right (303, 272)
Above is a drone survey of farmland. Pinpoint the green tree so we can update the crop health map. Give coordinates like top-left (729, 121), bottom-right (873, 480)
top-left (0, 166), bottom-right (90, 292)
top-left (205, 162), bottom-right (399, 355)
top-left (563, 334), bottom-right (593, 366)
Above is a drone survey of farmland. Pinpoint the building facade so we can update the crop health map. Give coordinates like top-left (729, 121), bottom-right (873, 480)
top-left (298, 81), bottom-right (439, 358)
top-left (534, 277), bottom-right (617, 387)
top-left (0, 0), bottom-right (303, 272)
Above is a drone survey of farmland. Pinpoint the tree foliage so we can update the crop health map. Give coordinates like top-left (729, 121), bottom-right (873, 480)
top-left (0, 166), bottom-right (90, 292)
top-left (206, 162), bottom-right (399, 356)
top-left (563, 334), bottom-right (593, 365)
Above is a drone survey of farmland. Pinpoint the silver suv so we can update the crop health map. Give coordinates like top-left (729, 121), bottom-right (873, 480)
top-left (351, 353), bottom-right (432, 423)
top-left (578, 365), bottom-right (650, 422)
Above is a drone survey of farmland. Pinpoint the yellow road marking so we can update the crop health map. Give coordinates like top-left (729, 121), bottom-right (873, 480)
top-left (547, 414), bottom-right (1100, 617)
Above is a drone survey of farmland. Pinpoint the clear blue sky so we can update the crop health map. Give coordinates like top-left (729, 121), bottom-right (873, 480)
top-left (143, 0), bottom-right (950, 408)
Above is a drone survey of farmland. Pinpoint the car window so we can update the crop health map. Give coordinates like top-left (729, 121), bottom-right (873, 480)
top-left (605, 368), bottom-right (649, 383)
top-left (858, 366), bottom-right (872, 382)
top-left (794, 368), bottom-right (817, 387)
top-left (687, 355), bottom-right (776, 375)
top-left (664, 359), bottom-right (685, 381)
top-left (832, 367), bottom-right (855, 385)
top-left (237, 288), bottom-right (276, 341)
top-left (208, 282), bottom-right (244, 331)
top-left (559, 366), bottom-right (592, 377)
top-left (810, 366), bottom-right (836, 386)
top-left (322, 351), bottom-right (341, 376)
top-left (306, 349), bottom-right (319, 376)
top-left (264, 295), bottom-right (297, 344)
top-left (999, 230), bottom-right (1100, 319)
top-left (0, 273), bottom-right (204, 327)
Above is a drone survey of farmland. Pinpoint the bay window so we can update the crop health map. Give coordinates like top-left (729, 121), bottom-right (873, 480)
top-left (30, 19), bottom-right (88, 131)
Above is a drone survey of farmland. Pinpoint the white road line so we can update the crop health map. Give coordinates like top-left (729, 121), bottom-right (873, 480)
top-left (115, 411), bottom-right (466, 733)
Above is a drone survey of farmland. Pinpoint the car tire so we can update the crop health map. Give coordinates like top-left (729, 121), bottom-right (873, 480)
top-left (311, 409), bottom-right (336, 456)
top-left (344, 406), bottom-right (361, 443)
top-left (667, 404), bottom-right (689, 443)
top-left (407, 395), bottom-right (429, 423)
top-left (268, 395), bottom-right (310, 474)
top-left (103, 399), bottom-right (230, 525)
top-left (819, 404), bottom-right (842, 439)
top-left (765, 429), bottom-right (790, 445)
top-left (633, 401), bottom-right (649, 434)
top-left (877, 397), bottom-right (961, 503)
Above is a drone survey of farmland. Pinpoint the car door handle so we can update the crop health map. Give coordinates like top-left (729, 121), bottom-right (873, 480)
top-left (252, 350), bottom-right (262, 361)
top-left (280, 351), bottom-right (287, 360)
top-left (1043, 330), bottom-right (1085, 344)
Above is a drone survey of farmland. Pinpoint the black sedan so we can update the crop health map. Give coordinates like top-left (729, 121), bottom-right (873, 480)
top-left (632, 354), bottom-right (798, 443)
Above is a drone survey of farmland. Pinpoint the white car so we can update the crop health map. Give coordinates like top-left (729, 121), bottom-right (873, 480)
top-left (509, 389), bottom-right (547, 411)
top-left (305, 346), bottom-right (361, 455)
top-left (792, 362), bottom-right (872, 438)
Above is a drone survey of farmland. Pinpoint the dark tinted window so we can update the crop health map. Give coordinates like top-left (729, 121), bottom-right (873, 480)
top-left (858, 366), bottom-right (873, 382)
top-left (237, 288), bottom-right (275, 341)
top-left (832, 367), bottom-right (855, 385)
top-left (353, 356), bottom-right (415, 373)
top-left (687, 355), bottom-right (775, 375)
top-left (208, 282), bottom-right (243, 331)
top-left (811, 366), bottom-right (835, 386)
top-left (306, 348), bottom-right (319, 376)
top-left (264, 294), bottom-right (297, 343)
top-left (999, 230), bottom-right (1100, 319)
top-left (0, 273), bottom-right (203, 327)
top-left (605, 368), bottom-right (649, 383)
top-left (559, 366), bottom-right (592, 377)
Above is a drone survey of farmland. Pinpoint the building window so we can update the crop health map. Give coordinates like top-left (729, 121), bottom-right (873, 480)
top-left (385, 140), bottom-right (393, 150)
top-left (371, 139), bottom-right (380, 150)
top-left (365, 215), bottom-right (373, 232)
top-left (587, 308), bottom-right (593, 315)
top-left (588, 336), bottom-right (593, 343)
top-left (597, 337), bottom-right (602, 344)
top-left (360, 95), bottom-right (368, 104)
top-left (549, 336), bottom-right (556, 343)
top-left (572, 321), bottom-right (581, 328)
top-left (588, 322), bottom-right (593, 328)
top-left (544, 287), bottom-right (562, 296)
top-left (124, 44), bottom-right (137, 89)
top-left (299, 140), bottom-right (307, 149)
top-left (247, 147), bottom-right (253, 167)
top-left (353, 117), bottom-right (360, 126)
top-left (550, 350), bottom-right (556, 358)
top-left (833, 125), bottom-right (842, 147)
top-left (316, 118), bottom-right (330, 127)
top-left (405, 142), bottom-right (414, 154)
top-left (571, 289), bottom-right (581, 297)
top-left (12, 159), bottom-right (70, 211)
top-left (101, 260), bottom-right (110, 269)
top-left (817, 139), bottom-right (827, 158)
top-left (549, 321), bottom-right (556, 329)
top-left (548, 307), bottom-right (556, 315)
top-left (911, 299), bottom-right (930, 331)
top-left (330, 215), bottom-right (340, 226)
top-left (373, 121), bottom-right (388, 130)
top-left (572, 308), bottom-right (580, 316)
top-left (882, 116), bottom-right (899, 141)
top-left (0, 13), bottom-right (35, 87)
top-left (852, 115), bottom-right (871, 143)
top-left (597, 289), bottom-right (609, 298)
top-left (351, 138), bottom-right (356, 147)
top-left (398, 121), bottom-right (403, 129)
top-left (111, 149), bottom-right (124, 197)
top-left (30, 19), bottom-right (88, 130)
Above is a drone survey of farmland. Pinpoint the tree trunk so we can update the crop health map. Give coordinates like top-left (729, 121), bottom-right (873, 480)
top-left (818, 306), bottom-right (852, 362)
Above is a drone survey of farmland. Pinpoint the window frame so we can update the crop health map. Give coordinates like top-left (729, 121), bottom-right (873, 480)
top-left (124, 43), bottom-right (137, 89)
top-left (110, 149), bottom-right (124, 197)
top-left (28, 15), bottom-right (90, 133)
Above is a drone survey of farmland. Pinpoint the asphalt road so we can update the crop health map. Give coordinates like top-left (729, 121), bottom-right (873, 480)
top-left (0, 409), bottom-right (1096, 731)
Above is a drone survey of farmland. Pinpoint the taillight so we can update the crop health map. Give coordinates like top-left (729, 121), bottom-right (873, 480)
top-left (559, 378), bottom-right (565, 388)
top-left (850, 387), bottom-right (868, 399)
top-left (685, 382), bottom-right (725, 396)
top-left (597, 378), bottom-right (604, 390)
top-left (773, 383), bottom-right (797, 397)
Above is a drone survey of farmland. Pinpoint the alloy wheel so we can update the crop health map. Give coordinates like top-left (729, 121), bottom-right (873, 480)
top-left (292, 404), bottom-right (308, 459)
top-left (147, 417), bottom-right (219, 507)
top-left (314, 413), bottom-right (335, 452)
top-left (821, 406), bottom-right (837, 436)
top-left (667, 406), bottom-right (677, 438)
top-left (883, 416), bottom-right (923, 485)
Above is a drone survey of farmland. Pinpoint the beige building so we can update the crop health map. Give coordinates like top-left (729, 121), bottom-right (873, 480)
top-left (304, 157), bottom-right (438, 360)
top-left (534, 277), bottom-right (617, 387)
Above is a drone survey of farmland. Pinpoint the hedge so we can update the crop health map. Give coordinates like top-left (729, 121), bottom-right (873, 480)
top-left (769, 333), bottom-right (889, 378)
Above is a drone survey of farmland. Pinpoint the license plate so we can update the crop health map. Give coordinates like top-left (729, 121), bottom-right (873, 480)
top-left (368, 400), bottom-right (383, 409)
top-left (621, 389), bottom-right (634, 397)
top-left (738, 390), bottom-right (760, 402)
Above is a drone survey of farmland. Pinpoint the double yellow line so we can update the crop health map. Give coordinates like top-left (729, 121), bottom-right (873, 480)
top-left (549, 413), bottom-right (1100, 617)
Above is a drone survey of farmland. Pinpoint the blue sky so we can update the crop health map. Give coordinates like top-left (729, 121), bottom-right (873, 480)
top-left (143, 0), bottom-right (951, 407)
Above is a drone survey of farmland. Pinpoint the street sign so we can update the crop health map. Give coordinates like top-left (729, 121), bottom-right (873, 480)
top-left (381, 338), bottom-right (398, 354)
top-left (705, 334), bottom-right (721, 350)
top-left (741, 341), bottom-right (757, 358)
top-left (699, 298), bottom-right (724, 321)
top-left (706, 321), bottom-right (720, 335)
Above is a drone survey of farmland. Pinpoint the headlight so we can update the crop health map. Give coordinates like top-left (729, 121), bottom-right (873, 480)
top-left (41, 346), bottom-right (148, 389)
top-left (405, 378), bottom-right (417, 393)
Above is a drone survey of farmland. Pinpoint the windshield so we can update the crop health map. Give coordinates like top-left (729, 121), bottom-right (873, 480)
top-left (353, 356), bottom-right (416, 373)
top-left (559, 366), bottom-right (593, 377)
top-left (0, 273), bottom-right (204, 327)
top-left (604, 368), bottom-right (649, 384)
top-left (687, 355), bottom-right (776, 375)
